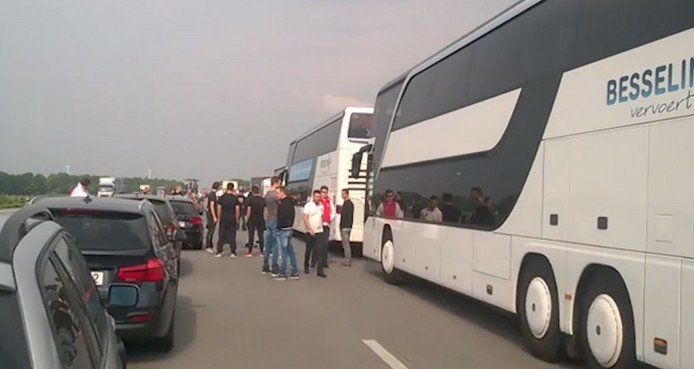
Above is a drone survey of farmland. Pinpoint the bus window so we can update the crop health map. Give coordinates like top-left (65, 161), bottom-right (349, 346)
top-left (348, 113), bottom-right (374, 140)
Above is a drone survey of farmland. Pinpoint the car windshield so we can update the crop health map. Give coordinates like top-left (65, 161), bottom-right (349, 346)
top-left (171, 201), bottom-right (197, 216)
top-left (52, 210), bottom-right (150, 251)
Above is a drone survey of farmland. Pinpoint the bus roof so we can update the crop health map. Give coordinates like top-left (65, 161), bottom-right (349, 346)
top-left (290, 106), bottom-right (373, 145)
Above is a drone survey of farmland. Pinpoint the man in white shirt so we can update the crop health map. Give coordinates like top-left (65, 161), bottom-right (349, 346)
top-left (69, 177), bottom-right (91, 198)
top-left (420, 195), bottom-right (443, 222)
top-left (303, 190), bottom-right (326, 277)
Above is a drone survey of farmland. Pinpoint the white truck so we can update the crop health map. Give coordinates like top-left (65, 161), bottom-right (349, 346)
top-left (97, 177), bottom-right (124, 197)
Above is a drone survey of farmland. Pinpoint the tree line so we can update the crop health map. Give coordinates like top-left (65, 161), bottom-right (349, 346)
top-left (0, 171), bottom-right (184, 196)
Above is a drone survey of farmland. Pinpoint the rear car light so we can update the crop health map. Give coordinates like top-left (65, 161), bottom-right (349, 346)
top-left (128, 313), bottom-right (154, 323)
top-left (190, 216), bottom-right (203, 228)
top-left (117, 259), bottom-right (166, 284)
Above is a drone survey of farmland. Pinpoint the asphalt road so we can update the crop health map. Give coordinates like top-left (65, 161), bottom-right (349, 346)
top-left (126, 230), bottom-right (580, 369)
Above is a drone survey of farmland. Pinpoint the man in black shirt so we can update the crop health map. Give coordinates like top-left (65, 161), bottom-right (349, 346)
top-left (216, 182), bottom-right (240, 258)
top-left (339, 189), bottom-right (354, 267)
top-left (440, 193), bottom-right (462, 223)
top-left (244, 185), bottom-right (266, 257)
top-left (274, 186), bottom-right (299, 280)
top-left (205, 181), bottom-right (221, 253)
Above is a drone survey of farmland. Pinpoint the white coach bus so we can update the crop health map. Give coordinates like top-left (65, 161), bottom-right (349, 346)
top-left (359, 1), bottom-right (694, 368)
top-left (285, 107), bottom-right (374, 247)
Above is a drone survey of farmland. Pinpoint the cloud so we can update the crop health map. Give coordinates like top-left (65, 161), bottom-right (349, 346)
top-left (320, 94), bottom-right (372, 113)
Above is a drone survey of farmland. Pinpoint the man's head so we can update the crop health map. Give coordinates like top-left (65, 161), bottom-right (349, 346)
top-left (320, 185), bottom-right (329, 199)
top-left (212, 181), bottom-right (221, 190)
top-left (226, 182), bottom-right (235, 192)
top-left (428, 195), bottom-right (439, 210)
top-left (251, 185), bottom-right (260, 194)
top-left (442, 193), bottom-right (453, 203)
top-left (384, 189), bottom-right (395, 203)
top-left (80, 177), bottom-right (91, 187)
top-left (312, 189), bottom-right (322, 204)
top-left (341, 188), bottom-right (349, 201)
top-left (276, 186), bottom-right (287, 200)
top-left (271, 176), bottom-right (281, 189)
top-left (470, 187), bottom-right (483, 201)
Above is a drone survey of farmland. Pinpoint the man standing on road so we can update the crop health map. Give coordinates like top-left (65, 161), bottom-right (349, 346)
top-left (312, 185), bottom-right (335, 269)
top-left (216, 182), bottom-right (240, 258)
top-left (261, 177), bottom-right (281, 275)
top-left (69, 177), bottom-right (91, 198)
top-left (274, 187), bottom-right (300, 281)
top-left (304, 190), bottom-right (326, 278)
top-left (339, 189), bottom-right (354, 267)
top-left (245, 185), bottom-right (265, 257)
top-left (205, 181), bottom-right (221, 253)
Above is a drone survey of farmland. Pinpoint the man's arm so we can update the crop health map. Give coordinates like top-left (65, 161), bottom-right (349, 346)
top-left (216, 204), bottom-right (222, 223)
top-left (235, 205), bottom-right (240, 224)
top-left (246, 204), bottom-right (252, 219)
top-left (303, 212), bottom-right (315, 236)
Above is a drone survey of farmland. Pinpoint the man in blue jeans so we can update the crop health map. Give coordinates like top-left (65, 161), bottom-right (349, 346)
top-left (262, 176), bottom-right (281, 275)
top-left (273, 186), bottom-right (299, 280)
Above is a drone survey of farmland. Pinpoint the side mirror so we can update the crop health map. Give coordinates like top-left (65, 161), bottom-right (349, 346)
top-left (108, 285), bottom-right (139, 307)
top-left (174, 230), bottom-right (187, 242)
top-left (351, 144), bottom-right (372, 179)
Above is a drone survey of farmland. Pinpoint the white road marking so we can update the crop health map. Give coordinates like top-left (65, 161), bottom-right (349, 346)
top-left (362, 339), bottom-right (410, 369)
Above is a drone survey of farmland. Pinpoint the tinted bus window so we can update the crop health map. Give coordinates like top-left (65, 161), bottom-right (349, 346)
top-left (347, 113), bottom-right (374, 139)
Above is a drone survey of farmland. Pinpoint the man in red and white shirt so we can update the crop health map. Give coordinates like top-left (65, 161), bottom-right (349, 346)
top-left (311, 185), bottom-right (335, 269)
top-left (69, 177), bottom-right (91, 198)
top-left (376, 189), bottom-right (404, 219)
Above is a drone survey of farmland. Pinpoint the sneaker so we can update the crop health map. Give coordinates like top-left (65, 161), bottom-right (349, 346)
top-left (244, 253), bottom-right (253, 258)
top-left (317, 272), bottom-right (327, 278)
top-left (273, 276), bottom-right (287, 281)
top-left (342, 261), bottom-right (351, 267)
top-left (206, 248), bottom-right (214, 254)
top-left (270, 272), bottom-right (280, 278)
top-left (261, 269), bottom-right (270, 275)
top-left (303, 267), bottom-right (309, 274)
top-left (230, 253), bottom-right (238, 259)
top-left (289, 274), bottom-right (300, 280)
top-left (214, 253), bottom-right (222, 258)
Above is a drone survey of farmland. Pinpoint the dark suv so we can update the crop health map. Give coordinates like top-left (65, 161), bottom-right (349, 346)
top-left (166, 196), bottom-right (203, 249)
top-left (0, 206), bottom-right (126, 369)
top-left (113, 194), bottom-right (182, 255)
top-left (36, 197), bottom-right (181, 352)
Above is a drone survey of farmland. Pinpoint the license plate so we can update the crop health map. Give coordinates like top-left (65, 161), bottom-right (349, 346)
top-left (91, 271), bottom-right (104, 286)
top-left (179, 221), bottom-right (186, 228)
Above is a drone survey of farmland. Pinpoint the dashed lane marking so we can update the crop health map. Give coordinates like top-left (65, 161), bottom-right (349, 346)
top-left (362, 339), bottom-right (410, 369)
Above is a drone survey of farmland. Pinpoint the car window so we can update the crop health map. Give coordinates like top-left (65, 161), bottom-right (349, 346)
top-left (151, 202), bottom-right (174, 224)
top-left (52, 210), bottom-right (150, 251)
top-left (39, 257), bottom-right (95, 369)
top-left (53, 235), bottom-right (108, 349)
top-left (170, 201), bottom-right (198, 216)
top-left (150, 211), bottom-right (168, 247)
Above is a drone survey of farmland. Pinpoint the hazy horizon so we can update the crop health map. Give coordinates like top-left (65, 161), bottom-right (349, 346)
top-left (0, 0), bottom-right (516, 185)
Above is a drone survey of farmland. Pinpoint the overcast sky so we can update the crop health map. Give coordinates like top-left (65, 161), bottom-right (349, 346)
top-left (0, 0), bottom-right (515, 184)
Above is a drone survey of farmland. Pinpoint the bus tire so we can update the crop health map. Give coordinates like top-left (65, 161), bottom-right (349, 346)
top-left (517, 257), bottom-right (562, 362)
top-left (578, 272), bottom-right (636, 369)
top-left (381, 236), bottom-right (403, 285)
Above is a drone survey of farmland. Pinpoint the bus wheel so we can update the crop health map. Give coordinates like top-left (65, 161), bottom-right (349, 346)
top-left (517, 257), bottom-right (562, 361)
top-left (381, 239), bottom-right (402, 284)
top-left (578, 273), bottom-right (636, 369)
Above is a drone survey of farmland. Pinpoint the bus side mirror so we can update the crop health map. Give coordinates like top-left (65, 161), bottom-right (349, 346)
top-left (351, 152), bottom-right (363, 179)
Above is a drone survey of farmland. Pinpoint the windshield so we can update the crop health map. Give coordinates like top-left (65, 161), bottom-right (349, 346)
top-left (348, 112), bottom-right (374, 139)
top-left (98, 185), bottom-right (113, 191)
top-left (171, 201), bottom-right (198, 216)
top-left (52, 210), bottom-right (150, 251)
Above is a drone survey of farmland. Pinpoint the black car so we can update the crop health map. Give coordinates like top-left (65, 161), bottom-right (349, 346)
top-left (113, 194), bottom-right (183, 256)
top-left (166, 196), bottom-right (204, 249)
top-left (36, 197), bottom-right (181, 352)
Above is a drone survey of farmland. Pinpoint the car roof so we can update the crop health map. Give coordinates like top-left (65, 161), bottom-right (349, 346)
top-left (34, 196), bottom-right (152, 214)
top-left (114, 193), bottom-right (171, 204)
top-left (165, 195), bottom-right (192, 203)
top-left (0, 206), bottom-right (55, 263)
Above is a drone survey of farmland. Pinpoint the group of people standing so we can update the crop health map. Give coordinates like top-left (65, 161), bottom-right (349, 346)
top-left (202, 177), bottom-right (355, 281)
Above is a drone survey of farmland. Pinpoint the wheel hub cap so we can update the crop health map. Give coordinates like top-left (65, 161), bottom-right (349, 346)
top-left (525, 277), bottom-right (552, 339)
top-left (586, 294), bottom-right (623, 367)
top-left (382, 241), bottom-right (394, 274)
